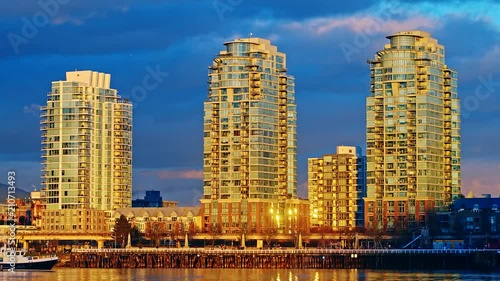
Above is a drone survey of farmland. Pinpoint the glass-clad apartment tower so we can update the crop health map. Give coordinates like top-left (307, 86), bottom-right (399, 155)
top-left (365, 31), bottom-right (460, 230)
top-left (200, 38), bottom-right (297, 235)
top-left (41, 71), bottom-right (132, 213)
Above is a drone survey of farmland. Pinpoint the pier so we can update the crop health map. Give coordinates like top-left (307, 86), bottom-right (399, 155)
top-left (70, 248), bottom-right (499, 270)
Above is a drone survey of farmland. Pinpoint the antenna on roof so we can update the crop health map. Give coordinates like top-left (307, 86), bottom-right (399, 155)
top-left (249, 32), bottom-right (253, 38)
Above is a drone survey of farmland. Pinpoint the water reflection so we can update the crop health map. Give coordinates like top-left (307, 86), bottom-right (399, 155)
top-left (5, 268), bottom-right (500, 281)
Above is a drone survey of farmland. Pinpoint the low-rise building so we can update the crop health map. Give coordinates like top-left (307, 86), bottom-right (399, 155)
top-left (162, 201), bottom-right (179, 207)
top-left (40, 208), bottom-right (107, 233)
top-left (434, 195), bottom-right (500, 248)
top-left (110, 207), bottom-right (201, 235)
top-left (308, 146), bottom-right (366, 232)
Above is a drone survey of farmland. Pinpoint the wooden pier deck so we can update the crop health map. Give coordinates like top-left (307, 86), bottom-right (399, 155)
top-left (70, 248), bottom-right (500, 270)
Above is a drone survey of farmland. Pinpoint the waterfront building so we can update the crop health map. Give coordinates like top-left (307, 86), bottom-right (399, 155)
top-left (8, 198), bottom-right (33, 225)
top-left (163, 201), bottom-right (179, 207)
top-left (308, 146), bottom-right (366, 232)
top-left (40, 70), bottom-right (132, 233)
top-left (435, 194), bottom-right (500, 248)
top-left (365, 31), bottom-right (461, 230)
top-left (200, 37), bottom-right (297, 235)
top-left (30, 190), bottom-right (43, 228)
top-left (0, 204), bottom-right (9, 225)
top-left (110, 207), bottom-right (201, 234)
top-left (132, 190), bottom-right (163, 208)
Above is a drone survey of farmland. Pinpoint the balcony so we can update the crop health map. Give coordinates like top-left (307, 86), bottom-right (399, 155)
top-left (250, 74), bottom-right (260, 81)
top-left (250, 89), bottom-right (261, 96)
top-left (247, 58), bottom-right (259, 67)
top-left (415, 54), bottom-right (431, 61)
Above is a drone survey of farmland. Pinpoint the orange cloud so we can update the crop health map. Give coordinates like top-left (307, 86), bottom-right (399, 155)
top-left (282, 15), bottom-right (437, 36)
top-left (462, 161), bottom-right (500, 197)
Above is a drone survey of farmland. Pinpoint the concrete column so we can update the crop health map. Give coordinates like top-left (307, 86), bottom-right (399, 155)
top-left (23, 240), bottom-right (29, 249)
top-left (97, 240), bottom-right (104, 249)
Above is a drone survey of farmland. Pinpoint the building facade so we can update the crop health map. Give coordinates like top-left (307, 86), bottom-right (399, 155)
top-left (110, 207), bottom-right (201, 235)
top-left (40, 70), bottom-right (132, 232)
top-left (200, 37), bottom-right (297, 235)
top-left (435, 195), bottom-right (500, 248)
top-left (365, 31), bottom-right (461, 230)
top-left (40, 208), bottom-right (107, 233)
top-left (132, 190), bottom-right (163, 208)
top-left (30, 190), bottom-right (44, 228)
top-left (308, 146), bottom-right (366, 232)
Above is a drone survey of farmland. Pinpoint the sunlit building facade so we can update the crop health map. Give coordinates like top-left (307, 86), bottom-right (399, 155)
top-left (41, 71), bottom-right (132, 232)
top-left (365, 31), bottom-right (461, 230)
top-left (200, 37), bottom-right (297, 234)
top-left (308, 146), bottom-right (366, 231)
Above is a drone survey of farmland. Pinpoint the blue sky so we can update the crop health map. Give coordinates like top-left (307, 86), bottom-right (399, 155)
top-left (1, 0), bottom-right (499, 204)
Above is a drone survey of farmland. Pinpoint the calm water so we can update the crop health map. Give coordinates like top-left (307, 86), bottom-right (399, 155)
top-left (3, 268), bottom-right (500, 281)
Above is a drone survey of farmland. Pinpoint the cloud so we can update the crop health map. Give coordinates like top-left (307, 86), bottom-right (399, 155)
top-left (140, 169), bottom-right (203, 180)
top-left (1, 0), bottom-right (500, 206)
top-left (286, 15), bottom-right (437, 36)
top-left (462, 160), bottom-right (500, 197)
top-left (52, 12), bottom-right (101, 26)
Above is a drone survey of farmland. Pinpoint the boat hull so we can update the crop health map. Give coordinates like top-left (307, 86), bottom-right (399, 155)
top-left (0, 257), bottom-right (58, 270)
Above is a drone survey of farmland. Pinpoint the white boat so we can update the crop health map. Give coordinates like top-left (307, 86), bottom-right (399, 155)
top-left (0, 246), bottom-right (58, 271)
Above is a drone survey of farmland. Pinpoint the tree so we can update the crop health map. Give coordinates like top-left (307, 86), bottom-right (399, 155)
top-left (365, 226), bottom-right (386, 249)
top-left (208, 224), bottom-right (222, 247)
top-left (145, 221), bottom-right (168, 246)
top-left (113, 215), bottom-right (132, 248)
top-left (130, 226), bottom-right (143, 246)
top-left (263, 226), bottom-right (277, 248)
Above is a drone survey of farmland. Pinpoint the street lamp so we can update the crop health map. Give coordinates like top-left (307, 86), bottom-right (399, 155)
top-left (111, 228), bottom-right (117, 248)
top-left (288, 209), bottom-right (292, 234)
top-left (270, 207), bottom-right (274, 235)
top-left (294, 208), bottom-right (298, 248)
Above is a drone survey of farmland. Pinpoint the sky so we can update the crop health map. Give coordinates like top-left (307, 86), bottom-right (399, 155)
top-left (0, 0), bottom-right (499, 205)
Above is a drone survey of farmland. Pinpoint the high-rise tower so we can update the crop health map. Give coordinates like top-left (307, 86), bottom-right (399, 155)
top-left (200, 38), bottom-right (297, 235)
top-left (40, 71), bottom-right (132, 233)
top-left (365, 31), bottom-right (460, 230)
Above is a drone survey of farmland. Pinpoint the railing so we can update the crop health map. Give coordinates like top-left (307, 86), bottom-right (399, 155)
top-left (72, 248), bottom-right (498, 255)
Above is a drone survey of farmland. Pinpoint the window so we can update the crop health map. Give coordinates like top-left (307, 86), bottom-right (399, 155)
top-left (388, 201), bottom-right (395, 213)
top-left (473, 204), bottom-right (479, 213)
top-left (398, 202), bottom-right (405, 213)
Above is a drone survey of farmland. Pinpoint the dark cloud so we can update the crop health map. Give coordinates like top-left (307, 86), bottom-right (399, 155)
top-left (1, 0), bottom-right (499, 203)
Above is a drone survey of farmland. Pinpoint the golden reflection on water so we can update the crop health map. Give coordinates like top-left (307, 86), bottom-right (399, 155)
top-left (6, 268), bottom-right (499, 281)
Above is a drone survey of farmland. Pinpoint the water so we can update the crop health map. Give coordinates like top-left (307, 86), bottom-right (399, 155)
top-left (3, 268), bottom-right (500, 281)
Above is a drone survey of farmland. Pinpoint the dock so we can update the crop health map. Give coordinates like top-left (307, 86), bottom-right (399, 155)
top-left (70, 248), bottom-right (499, 270)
